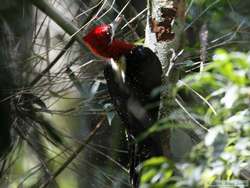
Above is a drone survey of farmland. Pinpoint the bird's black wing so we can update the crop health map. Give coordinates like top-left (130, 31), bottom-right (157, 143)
top-left (104, 46), bottom-right (162, 133)
top-left (104, 46), bottom-right (163, 187)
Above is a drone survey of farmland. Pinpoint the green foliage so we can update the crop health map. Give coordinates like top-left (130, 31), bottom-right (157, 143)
top-left (3, 0), bottom-right (250, 187)
top-left (140, 157), bottom-right (175, 188)
top-left (140, 50), bottom-right (250, 188)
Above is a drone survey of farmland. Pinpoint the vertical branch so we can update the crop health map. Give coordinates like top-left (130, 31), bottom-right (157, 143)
top-left (145, 0), bottom-right (185, 157)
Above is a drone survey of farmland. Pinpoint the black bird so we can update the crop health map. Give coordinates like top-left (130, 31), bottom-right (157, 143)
top-left (83, 17), bottom-right (163, 187)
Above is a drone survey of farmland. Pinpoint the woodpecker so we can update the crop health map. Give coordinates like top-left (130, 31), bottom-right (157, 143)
top-left (83, 17), bottom-right (163, 187)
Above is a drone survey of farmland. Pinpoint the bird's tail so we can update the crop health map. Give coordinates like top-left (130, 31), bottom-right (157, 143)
top-left (128, 132), bottom-right (163, 188)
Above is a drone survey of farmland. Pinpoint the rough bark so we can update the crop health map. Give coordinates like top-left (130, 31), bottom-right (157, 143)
top-left (145, 0), bottom-right (185, 157)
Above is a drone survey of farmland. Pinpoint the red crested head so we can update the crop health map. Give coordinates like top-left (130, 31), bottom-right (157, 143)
top-left (83, 18), bottom-right (135, 60)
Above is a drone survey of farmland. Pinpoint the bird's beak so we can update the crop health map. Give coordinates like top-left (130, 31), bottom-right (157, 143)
top-left (110, 16), bottom-right (123, 42)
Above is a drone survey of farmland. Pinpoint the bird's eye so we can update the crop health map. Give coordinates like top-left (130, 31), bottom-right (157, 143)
top-left (106, 29), bottom-right (112, 36)
top-left (106, 26), bottom-right (113, 36)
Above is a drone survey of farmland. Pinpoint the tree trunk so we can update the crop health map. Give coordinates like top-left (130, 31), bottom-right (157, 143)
top-left (145, 0), bottom-right (185, 158)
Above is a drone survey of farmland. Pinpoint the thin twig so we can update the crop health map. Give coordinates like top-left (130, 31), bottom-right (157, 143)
top-left (121, 8), bottom-right (147, 30)
top-left (184, 0), bottom-right (220, 31)
top-left (175, 98), bottom-right (209, 132)
top-left (29, 39), bottom-right (75, 87)
top-left (29, 0), bottom-right (104, 87)
top-left (178, 80), bottom-right (217, 115)
top-left (40, 116), bottom-right (106, 188)
top-left (29, 0), bottom-right (82, 43)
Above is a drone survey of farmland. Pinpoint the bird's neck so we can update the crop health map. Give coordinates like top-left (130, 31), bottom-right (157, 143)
top-left (88, 39), bottom-right (135, 60)
top-left (107, 40), bottom-right (135, 59)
